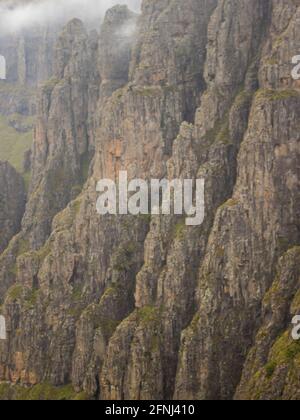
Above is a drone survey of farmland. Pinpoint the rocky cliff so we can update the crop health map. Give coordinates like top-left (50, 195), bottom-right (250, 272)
top-left (0, 0), bottom-right (299, 400)
top-left (0, 161), bottom-right (25, 254)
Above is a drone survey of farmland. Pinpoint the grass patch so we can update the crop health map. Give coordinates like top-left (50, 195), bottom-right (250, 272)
top-left (256, 89), bottom-right (299, 102)
top-left (138, 306), bottom-right (160, 325)
top-left (292, 290), bottom-right (300, 313)
top-left (0, 382), bottom-right (91, 400)
top-left (134, 86), bottom-right (162, 97)
top-left (112, 242), bottom-right (137, 272)
top-left (17, 239), bottom-right (30, 257)
top-left (0, 115), bottom-right (33, 173)
top-left (24, 288), bottom-right (39, 309)
top-left (173, 219), bottom-right (186, 240)
top-left (220, 198), bottom-right (238, 210)
top-left (267, 331), bottom-right (300, 367)
top-left (265, 361), bottom-right (277, 378)
top-left (41, 78), bottom-right (60, 96)
top-left (7, 284), bottom-right (23, 301)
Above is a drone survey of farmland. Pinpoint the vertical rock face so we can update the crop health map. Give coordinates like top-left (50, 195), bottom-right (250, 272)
top-left (0, 28), bottom-right (56, 87)
top-left (98, 5), bottom-right (138, 98)
top-left (0, 0), bottom-right (299, 400)
top-left (21, 18), bottom-right (100, 248)
top-left (174, 0), bottom-right (300, 400)
top-left (0, 161), bottom-right (25, 255)
top-left (235, 247), bottom-right (300, 400)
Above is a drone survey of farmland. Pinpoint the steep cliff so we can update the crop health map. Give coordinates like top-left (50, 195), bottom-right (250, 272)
top-left (0, 0), bottom-right (299, 401)
top-left (0, 28), bottom-right (56, 87)
top-left (21, 18), bottom-right (100, 248)
top-left (174, 0), bottom-right (300, 400)
top-left (0, 161), bottom-right (25, 254)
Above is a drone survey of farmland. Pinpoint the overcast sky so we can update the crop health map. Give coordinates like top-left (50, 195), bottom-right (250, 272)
top-left (0, 0), bottom-right (141, 34)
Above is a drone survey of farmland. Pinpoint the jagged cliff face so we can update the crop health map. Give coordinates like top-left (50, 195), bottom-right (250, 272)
top-left (0, 27), bottom-right (56, 87)
top-left (0, 0), bottom-right (299, 400)
top-left (21, 18), bottom-right (100, 248)
top-left (0, 161), bottom-right (25, 254)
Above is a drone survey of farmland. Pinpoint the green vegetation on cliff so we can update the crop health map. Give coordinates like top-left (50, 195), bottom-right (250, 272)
top-left (0, 382), bottom-right (90, 401)
top-left (0, 115), bottom-right (33, 174)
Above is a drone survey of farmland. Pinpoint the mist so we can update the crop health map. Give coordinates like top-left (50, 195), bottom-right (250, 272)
top-left (0, 0), bottom-right (141, 35)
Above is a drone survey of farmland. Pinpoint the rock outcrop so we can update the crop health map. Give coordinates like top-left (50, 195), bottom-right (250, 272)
top-left (235, 247), bottom-right (300, 400)
top-left (0, 27), bottom-right (56, 87)
top-left (21, 18), bottom-right (100, 248)
top-left (0, 0), bottom-right (299, 401)
top-left (0, 161), bottom-right (25, 254)
top-left (174, 0), bottom-right (300, 400)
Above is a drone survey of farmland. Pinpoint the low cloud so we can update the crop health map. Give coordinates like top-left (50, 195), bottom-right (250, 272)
top-left (0, 0), bottom-right (141, 34)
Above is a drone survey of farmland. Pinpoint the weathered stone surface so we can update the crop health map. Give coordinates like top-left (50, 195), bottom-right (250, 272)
top-left (98, 5), bottom-right (138, 99)
top-left (235, 247), bottom-right (300, 400)
top-left (0, 161), bottom-right (25, 254)
top-left (20, 19), bottom-right (98, 248)
top-left (174, 0), bottom-right (300, 400)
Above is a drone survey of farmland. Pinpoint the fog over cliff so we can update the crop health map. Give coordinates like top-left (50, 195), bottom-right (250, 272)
top-left (0, 0), bottom-right (141, 34)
